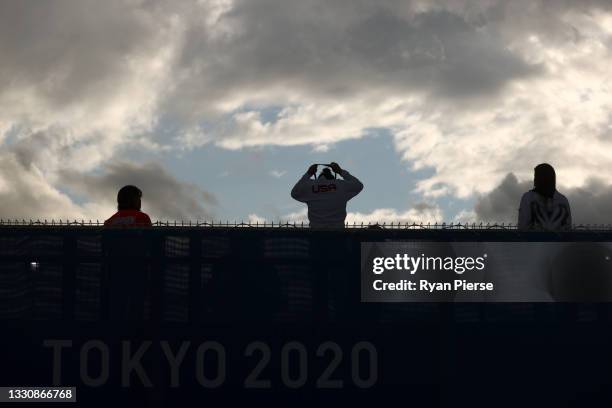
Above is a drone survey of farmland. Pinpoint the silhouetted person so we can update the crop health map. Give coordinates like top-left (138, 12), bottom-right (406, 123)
top-left (291, 162), bottom-right (363, 228)
top-left (518, 163), bottom-right (571, 230)
top-left (104, 185), bottom-right (152, 227)
top-left (104, 186), bottom-right (151, 321)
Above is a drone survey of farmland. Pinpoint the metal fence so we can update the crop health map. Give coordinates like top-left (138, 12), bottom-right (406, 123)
top-left (2, 218), bottom-right (612, 230)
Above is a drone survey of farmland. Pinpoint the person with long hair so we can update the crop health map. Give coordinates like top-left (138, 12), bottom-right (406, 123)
top-left (518, 163), bottom-right (571, 230)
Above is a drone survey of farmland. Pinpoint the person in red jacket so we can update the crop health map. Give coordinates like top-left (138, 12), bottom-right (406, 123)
top-left (104, 185), bottom-right (152, 227)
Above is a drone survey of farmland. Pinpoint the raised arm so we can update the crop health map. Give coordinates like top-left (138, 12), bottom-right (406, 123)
top-left (291, 164), bottom-right (317, 202)
top-left (340, 170), bottom-right (363, 198)
top-left (330, 162), bottom-right (363, 200)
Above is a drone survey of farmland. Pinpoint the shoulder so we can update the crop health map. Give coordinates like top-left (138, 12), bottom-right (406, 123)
top-left (520, 191), bottom-right (536, 203)
top-left (554, 191), bottom-right (570, 205)
top-left (104, 211), bottom-right (120, 223)
top-left (137, 212), bottom-right (152, 223)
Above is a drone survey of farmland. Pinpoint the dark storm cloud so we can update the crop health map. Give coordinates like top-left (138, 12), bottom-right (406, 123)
top-left (1, 0), bottom-right (609, 121)
top-left (0, 0), bottom-right (602, 113)
top-left (0, 0), bottom-right (162, 107)
top-left (167, 0), bottom-right (542, 118)
top-left (0, 0), bottom-right (607, 124)
top-left (1, 0), bottom-right (612, 220)
top-left (474, 173), bottom-right (530, 223)
top-left (61, 161), bottom-right (217, 220)
top-left (346, 10), bottom-right (540, 98)
top-left (474, 173), bottom-right (612, 225)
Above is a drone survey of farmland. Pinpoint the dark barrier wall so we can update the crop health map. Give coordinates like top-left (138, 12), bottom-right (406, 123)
top-left (1, 226), bottom-right (612, 323)
top-left (2, 226), bottom-right (612, 407)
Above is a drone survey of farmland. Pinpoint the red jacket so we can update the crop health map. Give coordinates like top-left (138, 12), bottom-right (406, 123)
top-left (104, 210), bottom-right (152, 227)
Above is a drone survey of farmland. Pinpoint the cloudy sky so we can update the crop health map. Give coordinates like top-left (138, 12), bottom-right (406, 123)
top-left (1, 0), bottom-right (612, 225)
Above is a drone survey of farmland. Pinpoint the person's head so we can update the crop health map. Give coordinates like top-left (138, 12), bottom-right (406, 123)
top-left (318, 168), bottom-right (334, 180)
top-left (117, 185), bottom-right (142, 210)
top-left (533, 163), bottom-right (556, 198)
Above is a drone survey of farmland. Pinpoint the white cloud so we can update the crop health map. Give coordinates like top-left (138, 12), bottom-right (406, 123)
top-left (281, 208), bottom-right (308, 224)
top-left (271, 202), bottom-right (443, 225)
top-left (0, 156), bottom-right (218, 221)
top-left (0, 0), bottom-right (185, 219)
top-left (453, 210), bottom-right (478, 224)
top-left (2, 1), bottom-right (612, 219)
top-left (63, 161), bottom-right (217, 221)
top-left (345, 203), bottom-right (443, 225)
top-left (164, 0), bottom-right (612, 201)
top-left (0, 154), bottom-right (88, 220)
top-left (247, 214), bottom-right (267, 224)
top-left (269, 169), bottom-right (287, 178)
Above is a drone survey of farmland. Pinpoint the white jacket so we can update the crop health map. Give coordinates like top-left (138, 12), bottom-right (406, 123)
top-left (518, 190), bottom-right (572, 230)
top-left (291, 170), bottom-right (363, 228)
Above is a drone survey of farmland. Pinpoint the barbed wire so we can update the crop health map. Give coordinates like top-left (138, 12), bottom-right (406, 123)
top-left (0, 218), bottom-right (611, 230)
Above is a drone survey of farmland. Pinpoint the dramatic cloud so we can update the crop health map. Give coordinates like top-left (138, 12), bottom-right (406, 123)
top-left (61, 161), bottom-right (217, 221)
top-left (0, 153), bottom-right (86, 220)
top-left (473, 173), bottom-right (530, 223)
top-left (0, 0), bottom-right (176, 162)
top-left (0, 157), bottom-right (217, 221)
top-left (167, 0), bottom-right (612, 199)
top-left (473, 172), bottom-right (612, 225)
top-left (1, 0), bottom-right (612, 220)
top-left (0, 0), bottom-right (184, 219)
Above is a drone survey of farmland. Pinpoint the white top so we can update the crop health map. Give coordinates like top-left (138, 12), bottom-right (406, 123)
top-left (291, 170), bottom-right (363, 228)
top-left (518, 190), bottom-right (572, 230)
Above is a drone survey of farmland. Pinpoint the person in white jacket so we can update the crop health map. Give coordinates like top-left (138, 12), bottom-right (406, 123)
top-left (518, 163), bottom-right (572, 230)
top-left (291, 162), bottom-right (363, 228)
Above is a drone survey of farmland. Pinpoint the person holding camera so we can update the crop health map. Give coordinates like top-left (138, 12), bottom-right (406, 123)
top-left (291, 162), bottom-right (363, 228)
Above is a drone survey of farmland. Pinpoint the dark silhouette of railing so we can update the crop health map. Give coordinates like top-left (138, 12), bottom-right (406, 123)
top-left (3, 218), bottom-right (612, 230)
top-left (2, 224), bottom-right (612, 408)
top-left (2, 224), bottom-right (612, 325)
